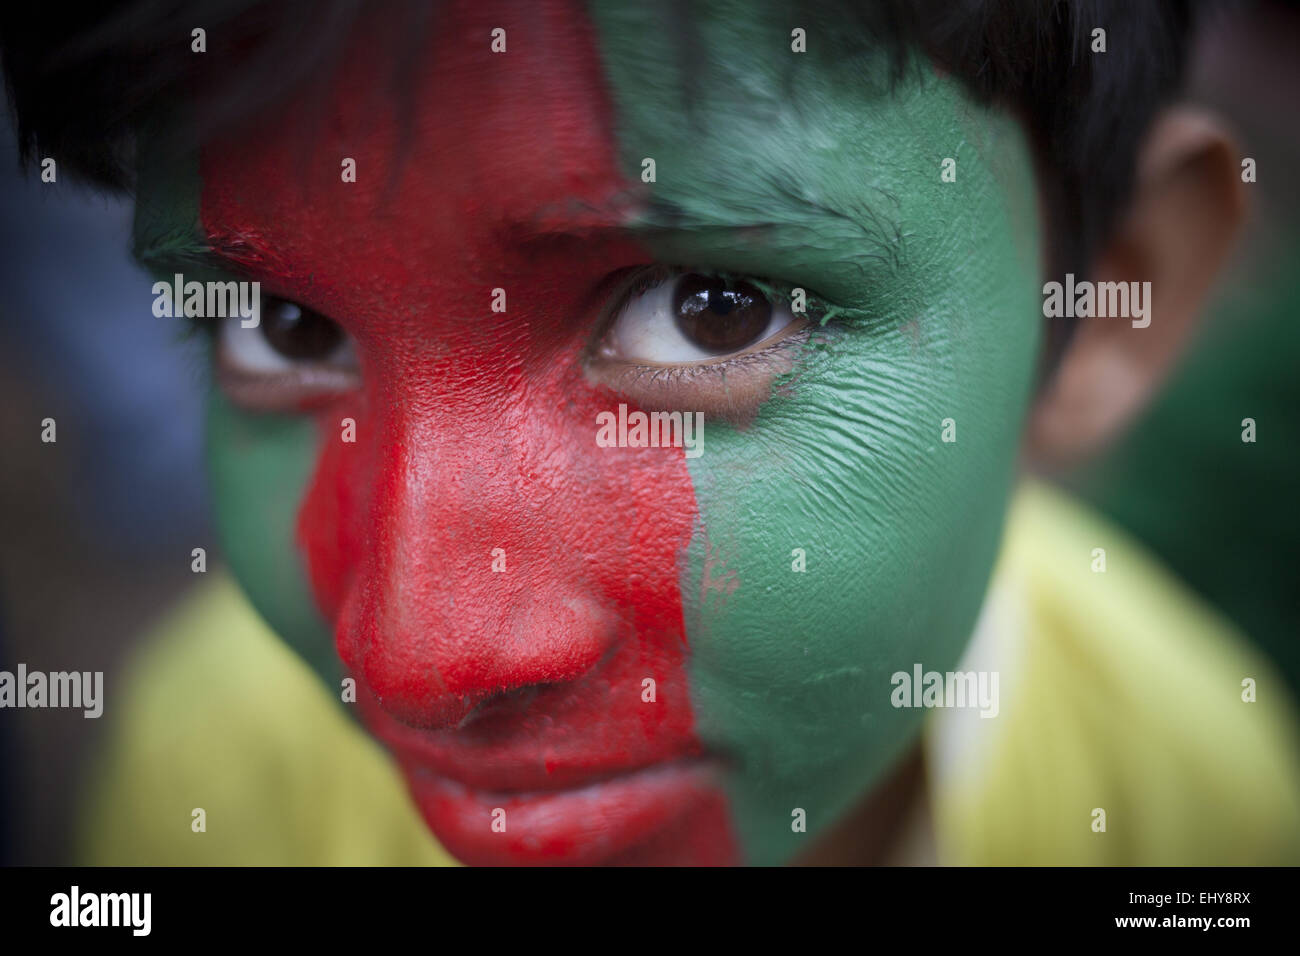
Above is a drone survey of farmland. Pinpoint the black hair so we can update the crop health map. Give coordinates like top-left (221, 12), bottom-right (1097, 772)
top-left (0, 0), bottom-right (1205, 285)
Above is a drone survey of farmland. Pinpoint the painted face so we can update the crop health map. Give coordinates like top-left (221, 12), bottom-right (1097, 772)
top-left (135, 0), bottom-right (1041, 865)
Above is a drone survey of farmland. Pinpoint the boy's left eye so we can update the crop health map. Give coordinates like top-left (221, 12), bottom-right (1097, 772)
top-left (586, 270), bottom-right (810, 422)
top-left (214, 296), bottom-right (361, 411)
top-left (597, 271), bottom-right (803, 365)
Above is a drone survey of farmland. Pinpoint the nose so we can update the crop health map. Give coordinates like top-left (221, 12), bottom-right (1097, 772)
top-left (316, 402), bottom-right (622, 730)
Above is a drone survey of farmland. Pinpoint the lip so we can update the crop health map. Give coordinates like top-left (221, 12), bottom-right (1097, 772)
top-left (355, 668), bottom-right (711, 793)
top-left (403, 757), bottom-right (728, 866)
top-left (349, 663), bottom-right (737, 864)
top-left (379, 727), bottom-right (709, 794)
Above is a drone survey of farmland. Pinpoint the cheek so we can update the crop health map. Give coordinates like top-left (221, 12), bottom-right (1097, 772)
top-left (681, 313), bottom-right (1037, 863)
top-left (205, 394), bottom-right (338, 683)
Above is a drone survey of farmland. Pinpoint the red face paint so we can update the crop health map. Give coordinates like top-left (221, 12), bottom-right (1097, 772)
top-left (198, 0), bottom-right (738, 864)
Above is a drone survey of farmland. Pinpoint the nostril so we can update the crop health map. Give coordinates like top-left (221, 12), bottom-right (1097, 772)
top-left (452, 680), bottom-right (556, 729)
top-left (340, 579), bottom-right (621, 731)
top-left (369, 674), bottom-right (495, 731)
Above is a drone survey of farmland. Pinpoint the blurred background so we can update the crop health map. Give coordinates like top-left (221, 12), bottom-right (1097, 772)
top-left (0, 119), bottom-right (213, 864)
top-left (0, 0), bottom-right (1296, 864)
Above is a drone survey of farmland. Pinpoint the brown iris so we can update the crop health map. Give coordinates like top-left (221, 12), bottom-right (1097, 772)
top-left (671, 274), bottom-right (772, 354)
top-left (261, 296), bottom-right (344, 360)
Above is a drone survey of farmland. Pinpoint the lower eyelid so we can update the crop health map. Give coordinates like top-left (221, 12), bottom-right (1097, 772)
top-left (215, 363), bottom-right (362, 414)
top-left (588, 324), bottom-right (813, 427)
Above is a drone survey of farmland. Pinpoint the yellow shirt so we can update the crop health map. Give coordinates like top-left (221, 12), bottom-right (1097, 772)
top-left (82, 482), bottom-right (1300, 865)
top-left (928, 482), bottom-right (1300, 863)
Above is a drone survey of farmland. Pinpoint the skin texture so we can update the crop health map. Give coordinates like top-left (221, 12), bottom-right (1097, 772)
top-left (136, 0), bottom-right (1042, 864)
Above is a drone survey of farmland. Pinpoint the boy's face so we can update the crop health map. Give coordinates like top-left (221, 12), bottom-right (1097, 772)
top-left (137, 0), bottom-right (1041, 865)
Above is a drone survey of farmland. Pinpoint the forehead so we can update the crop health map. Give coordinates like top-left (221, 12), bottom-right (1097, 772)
top-left (138, 0), bottom-right (1038, 328)
top-left (194, 1), bottom-right (630, 291)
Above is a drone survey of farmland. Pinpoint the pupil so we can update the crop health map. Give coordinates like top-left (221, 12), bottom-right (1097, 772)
top-left (672, 274), bottom-right (772, 354)
top-left (261, 297), bottom-right (344, 360)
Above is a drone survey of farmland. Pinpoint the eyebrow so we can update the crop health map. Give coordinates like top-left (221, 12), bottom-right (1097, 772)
top-left (132, 227), bottom-right (215, 272)
top-left (670, 175), bottom-right (902, 264)
top-left (134, 227), bottom-right (291, 279)
top-left (517, 183), bottom-right (906, 275)
top-left (134, 184), bottom-right (907, 278)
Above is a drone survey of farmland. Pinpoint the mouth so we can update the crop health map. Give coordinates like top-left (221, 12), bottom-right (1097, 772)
top-left (350, 665), bottom-right (739, 865)
top-left (403, 756), bottom-right (731, 866)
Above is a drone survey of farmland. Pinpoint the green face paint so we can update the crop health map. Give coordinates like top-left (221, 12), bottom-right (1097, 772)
top-left (587, 0), bottom-right (1043, 863)
top-left (206, 399), bottom-right (339, 684)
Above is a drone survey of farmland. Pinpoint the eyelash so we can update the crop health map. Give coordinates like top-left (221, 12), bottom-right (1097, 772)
top-left (182, 306), bottom-right (229, 341)
top-left (184, 267), bottom-right (840, 341)
top-left (591, 263), bottom-right (832, 371)
top-left (609, 263), bottom-right (834, 324)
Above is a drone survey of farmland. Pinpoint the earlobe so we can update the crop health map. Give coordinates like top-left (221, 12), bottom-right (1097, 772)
top-left (1027, 107), bottom-right (1248, 468)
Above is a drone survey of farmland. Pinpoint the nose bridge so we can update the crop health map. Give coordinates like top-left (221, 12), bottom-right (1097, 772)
top-left (336, 391), bottom-right (617, 729)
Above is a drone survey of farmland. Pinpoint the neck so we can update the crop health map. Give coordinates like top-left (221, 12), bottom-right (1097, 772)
top-left (792, 741), bottom-right (933, 866)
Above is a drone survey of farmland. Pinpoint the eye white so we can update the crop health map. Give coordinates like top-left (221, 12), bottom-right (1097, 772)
top-left (216, 306), bottom-right (356, 374)
top-left (217, 314), bottom-right (292, 373)
top-left (604, 275), bottom-right (796, 364)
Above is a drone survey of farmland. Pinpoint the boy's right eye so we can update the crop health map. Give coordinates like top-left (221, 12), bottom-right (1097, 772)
top-left (257, 298), bottom-right (347, 362)
top-left (214, 297), bottom-right (361, 412)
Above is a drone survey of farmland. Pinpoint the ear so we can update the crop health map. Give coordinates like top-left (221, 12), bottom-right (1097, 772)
top-left (1026, 108), bottom-right (1247, 468)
